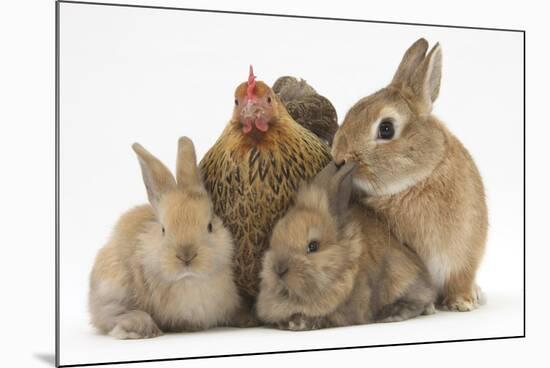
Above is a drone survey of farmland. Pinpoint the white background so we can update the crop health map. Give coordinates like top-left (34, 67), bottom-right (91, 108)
top-left (55, 2), bottom-right (525, 366)
top-left (1, 0), bottom-right (547, 368)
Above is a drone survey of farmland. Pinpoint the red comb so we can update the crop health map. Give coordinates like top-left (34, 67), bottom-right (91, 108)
top-left (246, 65), bottom-right (256, 100)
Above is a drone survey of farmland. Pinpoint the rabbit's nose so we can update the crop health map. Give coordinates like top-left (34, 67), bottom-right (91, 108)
top-left (333, 152), bottom-right (347, 167)
top-left (176, 247), bottom-right (197, 266)
top-left (274, 260), bottom-right (289, 278)
top-left (332, 134), bottom-right (350, 165)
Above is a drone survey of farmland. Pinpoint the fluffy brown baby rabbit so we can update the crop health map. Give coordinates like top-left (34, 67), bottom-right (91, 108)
top-left (89, 137), bottom-right (247, 339)
top-left (332, 38), bottom-right (488, 311)
top-left (256, 162), bottom-right (436, 330)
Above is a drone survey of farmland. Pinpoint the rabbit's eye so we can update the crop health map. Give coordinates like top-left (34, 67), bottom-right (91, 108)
top-left (234, 99), bottom-right (239, 106)
top-left (378, 119), bottom-right (395, 140)
top-left (161, 227), bottom-right (165, 236)
top-left (267, 96), bottom-right (272, 104)
top-left (207, 222), bottom-right (213, 233)
top-left (307, 240), bottom-right (320, 253)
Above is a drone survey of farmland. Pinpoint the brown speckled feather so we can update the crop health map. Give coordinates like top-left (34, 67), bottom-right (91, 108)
top-left (283, 95), bottom-right (338, 145)
top-left (273, 76), bottom-right (338, 145)
top-left (272, 76), bottom-right (318, 101)
top-left (199, 119), bottom-right (332, 301)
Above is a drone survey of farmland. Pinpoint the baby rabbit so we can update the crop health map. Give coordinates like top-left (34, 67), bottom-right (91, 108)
top-left (256, 162), bottom-right (436, 330)
top-left (332, 38), bottom-right (488, 311)
top-left (89, 137), bottom-right (246, 339)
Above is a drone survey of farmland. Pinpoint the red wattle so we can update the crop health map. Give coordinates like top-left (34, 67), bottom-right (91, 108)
top-left (255, 118), bottom-right (269, 132)
top-left (242, 118), bottom-right (253, 133)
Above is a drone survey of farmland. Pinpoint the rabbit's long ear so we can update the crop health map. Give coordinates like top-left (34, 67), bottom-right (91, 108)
top-left (391, 38), bottom-right (429, 87)
top-left (300, 162), bottom-right (355, 217)
top-left (326, 161), bottom-right (357, 218)
top-left (132, 143), bottom-right (176, 211)
top-left (410, 43), bottom-right (442, 114)
top-left (176, 136), bottom-right (203, 190)
top-left (312, 161), bottom-right (339, 189)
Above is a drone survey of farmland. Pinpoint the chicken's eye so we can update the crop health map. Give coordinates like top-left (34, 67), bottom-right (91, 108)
top-left (161, 227), bottom-right (165, 236)
top-left (207, 222), bottom-right (213, 233)
top-left (267, 96), bottom-right (272, 104)
top-left (234, 99), bottom-right (239, 106)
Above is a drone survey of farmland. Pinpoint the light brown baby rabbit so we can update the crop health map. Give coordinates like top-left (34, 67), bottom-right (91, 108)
top-left (89, 137), bottom-right (248, 339)
top-left (256, 162), bottom-right (436, 330)
top-left (332, 38), bottom-right (488, 311)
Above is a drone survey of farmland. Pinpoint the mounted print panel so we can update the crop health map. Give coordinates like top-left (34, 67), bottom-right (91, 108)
top-left (56, 1), bottom-right (524, 367)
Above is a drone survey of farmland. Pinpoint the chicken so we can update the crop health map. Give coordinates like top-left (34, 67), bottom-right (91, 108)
top-left (199, 66), bottom-right (332, 304)
top-left (272, 76), bottom-right (339, 145)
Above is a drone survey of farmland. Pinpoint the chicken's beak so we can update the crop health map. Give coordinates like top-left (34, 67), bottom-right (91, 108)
top-left (241, 99), bottom-right (259, 119)
top-left (240, 99), bottom-right (269, 133)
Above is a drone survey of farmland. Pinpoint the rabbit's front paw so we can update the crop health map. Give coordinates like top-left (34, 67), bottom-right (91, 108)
top-left (108, 310), bottom-right (162, 339)
top-left (278, 314), bottom-right (321, 331)
top-left (439, 294), bottom-right (479, 312)
top-left (422, 303), bottom-right (436, 316)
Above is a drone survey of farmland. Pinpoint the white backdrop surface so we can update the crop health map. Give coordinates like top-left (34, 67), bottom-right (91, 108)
top-left (52, 1), bottom-right (524, 366)
top-left (5, 0), bottom-right (550, 368)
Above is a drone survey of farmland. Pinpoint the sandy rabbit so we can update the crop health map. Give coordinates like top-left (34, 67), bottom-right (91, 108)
top-left (256, 162), bottom-right (436, 330)
top-left (332, 38), bottom-right (488, 311)
top-left (89, 137), bottom-right (251, 339)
